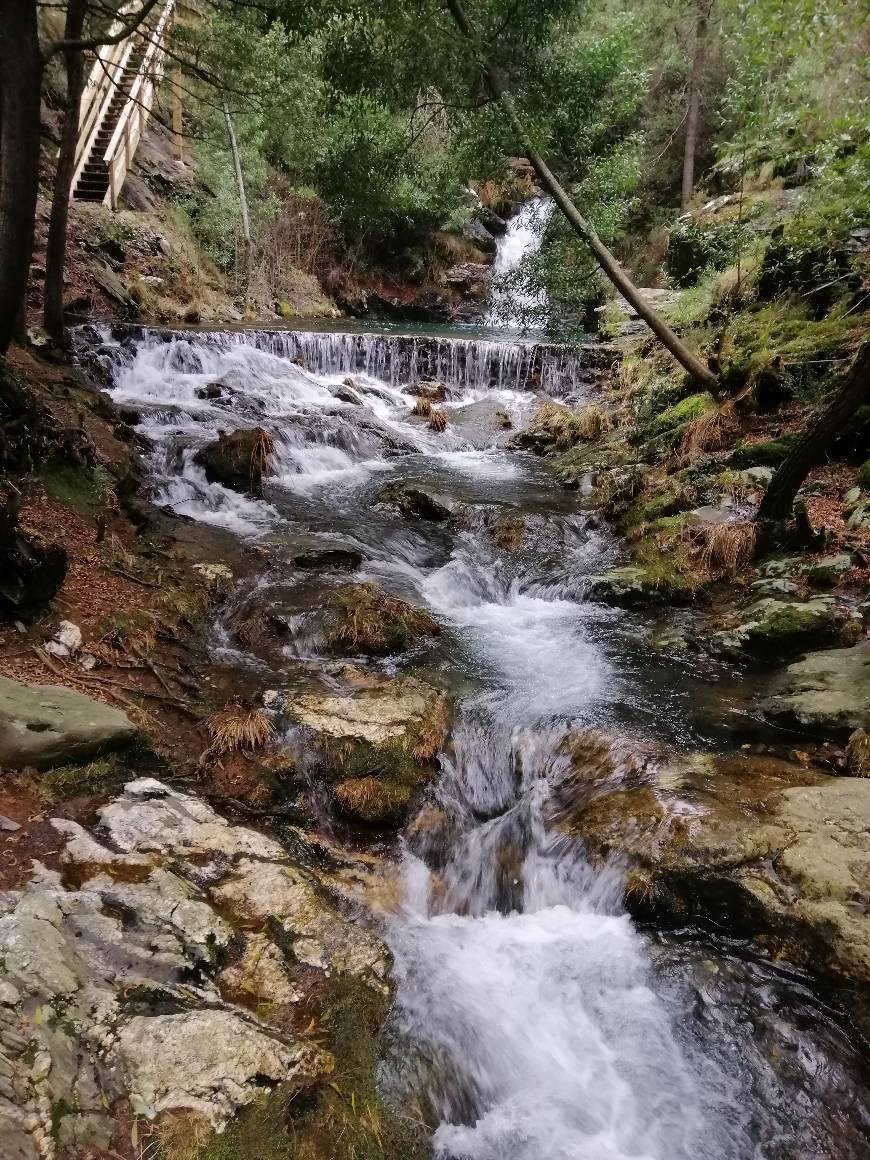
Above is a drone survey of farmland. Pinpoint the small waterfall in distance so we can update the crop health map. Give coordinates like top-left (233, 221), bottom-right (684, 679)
top-left (485, 197), bottom-right (554, 330)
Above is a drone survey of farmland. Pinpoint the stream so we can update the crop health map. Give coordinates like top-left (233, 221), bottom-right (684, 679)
top-left (71, 292), bottom-right (869, 1154)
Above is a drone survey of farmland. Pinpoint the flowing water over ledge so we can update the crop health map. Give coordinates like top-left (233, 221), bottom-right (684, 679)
top-left (72, 322), bottom-right (870, 1159)
top-left (75, 320), bottom-right (615, 395)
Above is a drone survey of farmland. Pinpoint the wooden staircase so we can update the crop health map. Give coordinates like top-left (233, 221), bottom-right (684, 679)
top-left (71, 0), bottom-right (175, 209)
top-left (73, 40), bottom-right (148, 202)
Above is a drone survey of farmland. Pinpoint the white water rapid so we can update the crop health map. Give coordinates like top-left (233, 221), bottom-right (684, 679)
top-left (73, 321), bottom-right (869, 1160)
top-left (486, 196), bottom-right (554, 329)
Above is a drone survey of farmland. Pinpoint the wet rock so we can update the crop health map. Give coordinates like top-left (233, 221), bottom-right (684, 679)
top-left (462, 219), bottom-right (497, 254)
top-left (587, 565), bottom-right (695, 607)
top-left (0, 776), bottom-right (402, 1146)
top-left (0, 676), bottom-right (137, 769)
top-left (711, 597), bottom-right (857, 659)
top-left (376, 481), bottom-right (458, 521)
top-left (213, 859), bottom-right (389, 982)
top-left (553, 749), bottom-right (870, 995)
top-left (194, 427), bottom-right (273, 496)
top-left (758, 556), bottom-right (804, 579)
top-left (762, 641), bottom-right (870, 738)
top-left (332, 383), bottom-right (363, 406)
top-left (323, 583), bottom-right (440, 655)
top-left (447, 398), bottom-right (515, 449)
top-left (750, 577), bottom-right (800, 598)
top-left (195, 382), bottom-right (223, 400)
top-left (409, 380), bottom-right (447, 402)
top-left (293, 546), bottom-right (364, 570)
top-left (442, 262), bottom-right (491, 291)
top-left (191, 561), bottom-right (234, 598)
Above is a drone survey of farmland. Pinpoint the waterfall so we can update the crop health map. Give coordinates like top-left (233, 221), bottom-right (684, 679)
top-left (74, 321), bottom-right (610, 397)
top-left (486, 197), bottom-right (554, 330)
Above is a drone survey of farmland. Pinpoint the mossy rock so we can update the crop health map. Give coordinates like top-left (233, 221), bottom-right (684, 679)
top-left (856, 460), bottom-right (870, 491)
top-left (651, 391), bottom-right (715, 436)
top-left (638, 483), bottom-right (693, 523)
top-left (713, 598), bottom-right (856, 659)
top-left (291, 674), bottom-right (447, 828)
top-left (324, 583), bottom-right (439, 656)
top-left (730, 434), bottom-right (797, 468)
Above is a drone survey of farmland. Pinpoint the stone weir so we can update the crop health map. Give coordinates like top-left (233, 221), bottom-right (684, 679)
top-left (75, 323), bottom-right (619, 396)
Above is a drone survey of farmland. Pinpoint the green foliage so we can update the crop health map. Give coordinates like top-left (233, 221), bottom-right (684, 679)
top-left (666, 215), bottom-right (758, 288)
top-left (39, 460), bottom-right (114, 514)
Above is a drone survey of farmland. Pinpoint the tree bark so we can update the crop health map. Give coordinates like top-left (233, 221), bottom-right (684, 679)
top-left (224, 102), bottom-right (253, 289)
top-left (0, 0), bottom-right (44, 353)
top-left (44, 0), bottom-right (89, 346)
top-left (443, 0), bottom-right (718, 390)
top-left (756, 341), bottom-right (870, 523)
top-left (681, 1), bottom-right (709, 212)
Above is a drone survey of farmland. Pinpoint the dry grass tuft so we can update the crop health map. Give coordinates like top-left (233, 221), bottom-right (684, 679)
top-left (206, 701), bottom-right (275, 757)
top-left (676, 403), bottom-right (735, 464)
top-left (516, 401), bottom-right (607, 452)
top-left (153, 1111), bottom-right (215, 1160)
top-left (429, 408), bottom-right (448, 433)
top-left (412, 397), bottom-right (432, 418)
top-left (251, 427), bottom-right (274, 488)
top-left (327, 583), bottom-right (440, 655)
top-left (409, 697), bottom-right (447, 762)
top-left (493, 512), bottom-right (525, 551)
top-left (684, 519), bottom-right (757, 576)
top-left (333, 775), bottom-right (409, 823)
top-left (575, 404), bottom-right (606, 441)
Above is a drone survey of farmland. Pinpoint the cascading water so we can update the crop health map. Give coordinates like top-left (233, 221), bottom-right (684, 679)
top-left (486, 196), bottom-right (554, 329)
top-left (72, 319), bottom-right (869, 1159)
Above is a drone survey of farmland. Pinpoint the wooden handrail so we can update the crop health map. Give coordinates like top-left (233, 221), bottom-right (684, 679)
top-left (102, 0), bottom-right (176, 209)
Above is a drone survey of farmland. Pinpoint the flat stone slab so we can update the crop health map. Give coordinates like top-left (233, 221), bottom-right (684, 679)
top-left (762, 641), bottom-right (870, 737)
top-left (0, 676), bottom-right (136, 769)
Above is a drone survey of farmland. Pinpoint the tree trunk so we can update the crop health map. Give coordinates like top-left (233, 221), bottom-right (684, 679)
top-left (224, 103), bottom-right (253, 290)
top-left (0, 0), bottom-right (44, 353)
top-left (44, 0), bottom-right (88, 346)
top-left (443, 0), bottom-right (718, 390)
top-left (756, 341), bottom-right (870, 523)
top-left (681, 2), bottom-right (709, 212)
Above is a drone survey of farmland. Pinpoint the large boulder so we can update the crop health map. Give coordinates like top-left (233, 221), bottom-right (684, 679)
top-left (762, 641), bottom-right (870, 738)
top-left (462, 219), bottom-right (497, 254)
top-left (550, 747), bottom-right (870, 999)
top-left (710, 597), bottom-right (858, 659)
top-left (194, 427), bottom-right (272, 496)
top-left (0, 676), bottom-right (136, 769)
top-left (0, 779), bottom-right (373, 1152)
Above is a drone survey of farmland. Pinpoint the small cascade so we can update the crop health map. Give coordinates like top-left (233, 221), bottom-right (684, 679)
top-left (486, 197), bottom-right (554, 330)
top-left (74, 322), bottom-right (609, 397)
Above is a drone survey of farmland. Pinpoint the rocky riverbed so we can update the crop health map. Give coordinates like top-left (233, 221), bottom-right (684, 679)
top-left (1, 323), bottom-right (869, 1158)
